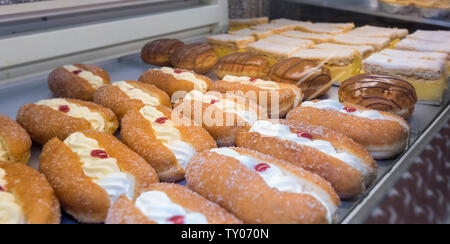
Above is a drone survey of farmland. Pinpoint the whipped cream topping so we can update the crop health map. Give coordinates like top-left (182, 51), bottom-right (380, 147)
top-left (249, 120), bottom-right (369, 177)
top-left (301, 99), bottom-right (409, 130)
top-left (64, 132), bottom-right (135, 203)
top-left (0, 136), bottom-right (9, 162)
top-left (140, 106), bottom-right (194, 169)
top-left (211, 148), bottom-right (333, 223)
top-left (223, 75), bottom-right (280, 90)
top-left (113, 81), bottom-right (161, 106)
top-left (184, 90), bottom-right (259, 124)
top-left (36, 99), bottom-right (105, 131)
top-left (135, 190), bottom-right (209, 224)
top-left (63, 65), bottom-right (105, 89)
top-left (160, 67), bottom-right (208, 92)
top-left (0, 168), bottom-right (27, 224)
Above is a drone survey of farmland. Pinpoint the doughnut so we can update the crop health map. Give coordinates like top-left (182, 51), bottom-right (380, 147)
top-left (173, 90), bottom-right (269, 147)
top-left (17, 98), bottom-right (119, 145)
top-left (106, 183), bottom-right (242, 224)
top-left (0, 114), bottom-right (32, 164)
top-left (211, 75), bottom-right (303, 118)
top-left (120, 105), bottom-right (217, 182)
top-left (141, 39), bottom-right (185, 66)
top-left (39, 131), bottom-right (159, 223)
top-left (339, 74), bottom-right (417, 119)
top-left (138, 67), bottom-right (213, 101)
top-left (48, 64), bottom-right (111, 101)
top-left (185, 147), bottom-right (340, 224)
top-left (213, 52), bottom-right (271, 79)
top-left (0, 162), bottom-right (60, 224)
top-left (236, 119), bottom-right (378, 198)
top-left (93, 80), bottom-right (172, 120)
top-left (286, 99), bottom-right (410, 159)
top-left (169, 43), bottom-right (218, 74)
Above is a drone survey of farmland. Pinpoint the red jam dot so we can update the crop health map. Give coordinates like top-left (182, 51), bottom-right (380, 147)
top-left (297, 132), bottom-right (313, 140)
top-left (210, 99), bottom-right (220, 105)
top-left (72, 70), bottom-right (82, 75)
top-left (249, 78), bottom-right (257, 82)
top-left (344, 107), bottom-right (357, 113)
top-left (59, 105), bottom-right (70, 113)
top-left (255, 163), bottom-right (271, 173)
top-left (0, 186), bottom-right (5, 192)
top-left (91, 150), bottom-right (109, 159)
top-left (168, 215), bottom-right (185, 224)
top-left (174, 69), bottom-right (183, 74)
top-left (155, 117), bottom-right (168, 124)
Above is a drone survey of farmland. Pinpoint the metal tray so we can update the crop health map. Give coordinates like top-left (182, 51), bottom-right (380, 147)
top-left (0, 53), bottom-right (448, 224)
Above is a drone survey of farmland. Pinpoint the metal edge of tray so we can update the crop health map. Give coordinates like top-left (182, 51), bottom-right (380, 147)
top-left (341, 104), bottom-right (450, 224)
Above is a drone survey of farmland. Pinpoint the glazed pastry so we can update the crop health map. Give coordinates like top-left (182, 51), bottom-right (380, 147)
top-left (287, 99), bottom-right (410, 160)
top-left (141, 39), bottom-right (184, 66)
top-left (121, 105), bottom-right (217, 182)
top-left (211, 75), bottom-right (304, 118)
top-left (173, 90), bottom-right (269, 147)
top-left (0, 162), bottom-right (60, 224)
top-left (93, 80), bottom-right (171, 120)
top-left (170, 43), bottom-right (218, 74)
top-left (339, 74), bottom-right (417, 119)
top-left (48, 64), bottom-right (111, 101)
top-left (268, 57), bottom-right (332, 100)
top-left (0, 114), bottom-right (32, 164)
top-left (39, 131), bottom-right (159, 223)
top-left (185, 147), bottom-right (340, 224)
top-left (106, 183), bottom-right (242, 224)
top-left (139, 67), bottom-right (213, 101)
top-left (17, 98), bottom-right (119, 145)
top-left (236, 119), bottom-right (378, 198)
top-left (214, 52), bottom-right (271, 79)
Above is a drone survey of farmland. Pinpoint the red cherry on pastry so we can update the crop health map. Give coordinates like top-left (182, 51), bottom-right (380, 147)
top-left (297, 132), bottom-right (313, 140)
top-left (210, 99), bottom-right (220, 105)
top-left (249, 78), bottom-right (257, 82)
top-left (344, 107), bottom-right (357, 113)
top-left (72, 70), bottom-right (82, 75)
top-left (255, 163), bottom-right (271, 173)
top-left (168, 215), bottom-right (185, 224)
top-left (58, 105), bottom-right (70, 113)
top-left (0, 186), bottom-right (5, 192)
top-left (174, 69), bottom-right (183, 74)
top-left (91, 150), bottom-right (109, 159)
top-left (155, 117), bottom-right (168, 124)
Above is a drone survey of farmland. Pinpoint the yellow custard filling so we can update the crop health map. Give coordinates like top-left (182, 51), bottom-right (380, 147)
top-left (0, 168), bottom-right (27, 224)
top-left (212, 45), bottom-right (247, 58)
top-left (405, 75), bottom-right (448, 102)
top-left (327, 57), bottom-right (362, 84)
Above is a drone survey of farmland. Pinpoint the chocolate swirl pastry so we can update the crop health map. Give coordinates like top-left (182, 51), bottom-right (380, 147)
top-left (214, 52), bottom-right (270, 79)
top-left (141, 39), bottom-right (184, 66)
top-left (170, 43), bottom-right (218, 74)
top-left (339, 73), bottom-right (417, 119)
top-left (268, 58), bottom-right (332, 100)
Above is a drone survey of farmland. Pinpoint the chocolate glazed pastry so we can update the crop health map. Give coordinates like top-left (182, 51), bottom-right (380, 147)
top-left (339, 74), bottom-right (417, 119)
top-left (268, 58), bottom-right (332, 100)
top-left (141, 39), bottom-right (185, 66)
top-left (170, 43), bottom-right (218, 74)
top-left (214, 52), bottom-right (270, 79)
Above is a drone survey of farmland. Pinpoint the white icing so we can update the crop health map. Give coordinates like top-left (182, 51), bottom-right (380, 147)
top-left (247, 39), bottom-right (300, 56)
top-left (64, 132), bottom-right (135, 203)
top-left (63, 65), bottom-right (105, 89)
top-left (249, 120), bottom-right (369, 177)
top-left (265, 35), bottom-right (314, 48)
top-left (211, 148), bottom-right (332, 223)
top-left (223, 75), bottom-right (280, 90)
top-left (302, 99), bottom-right (409, 130)
top-left (36, 99), bottom-right (105, 131)
top-left (113, 81), bottom-right (161, 106)
top-left (135, 191), bottom-right (209, 224)
top-left (139, 106), bottom-right (194, 169)
top-left (395, 38), bottom-right (450, 53)
top-left (0, 168), bottom-right (27, 224)
top-left (160, 67), bottom-right (208, 92)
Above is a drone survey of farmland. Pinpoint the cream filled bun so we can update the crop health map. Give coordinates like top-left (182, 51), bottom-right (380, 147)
top-left (185, 147), bottom-right (340, 224)
top-left (236, 119), bottom-right (378, 198)
top-left (286, 99), bottom-right (410, 159)
top-left (211, 75), bottom-right (304, 118)
top-left (0, 162), bottom-right (60, 224)
top-left (138, 67), bottom-right (213, 99)
top-left (48, 64), bottom-right (111, 101)
top-left (93, 80), bottom-right (172, 120)
top-left (173, 90), bottom-right (269, 147)
top-left (120, 105), bottom-right (217, 182)
top-left (0, 114), bottom-right (32, 164)
top-left (39, 131), bottom-right (159, 223)
top-left (106, 183), bottom-right (242, 224)
top-left (17, 98), bottom-right (119, 145)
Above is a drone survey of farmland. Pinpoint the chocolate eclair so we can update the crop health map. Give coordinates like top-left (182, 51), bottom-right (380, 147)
top-left (170, 43), bottom-right (218, 74)
top-left (214, 52), bottom-right (270, 79)
top-left (141, 39), bottom-right (185, 66)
